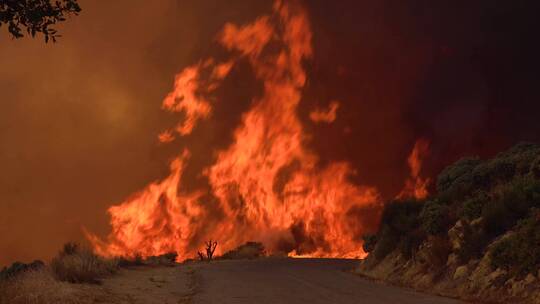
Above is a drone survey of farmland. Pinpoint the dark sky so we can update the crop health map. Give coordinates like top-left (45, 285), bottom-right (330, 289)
top-left (1, 0), bottom-right (539, 265)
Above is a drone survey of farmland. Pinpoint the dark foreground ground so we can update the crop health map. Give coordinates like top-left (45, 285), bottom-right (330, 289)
top-left (189, 258), bottom-right (462, 304)
top-left (97, 258), bottom-right (464, 303)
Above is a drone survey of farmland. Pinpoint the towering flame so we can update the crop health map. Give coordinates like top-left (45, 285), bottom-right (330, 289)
top-left (88, 0), bottom-right (386, 260)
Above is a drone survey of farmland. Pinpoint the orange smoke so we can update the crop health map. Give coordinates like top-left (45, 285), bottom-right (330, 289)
top-left (397, 139), bottom-right (431, 200)
top-left (310, 101), bottom-right (340, 123)
top-left (87, 0), bottom-right (384, 260)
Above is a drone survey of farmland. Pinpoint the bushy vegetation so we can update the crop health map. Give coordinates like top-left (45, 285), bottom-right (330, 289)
top-left (424, 236), bottom-right (452, 268)
top-left (437, 157), bottom-right (481, 201)
top-left (366, 142), bottom-right (540, 276)
top-left (0, 260), bottom-right (44, 281)
top-left (0, 268), bottom-right (93, 304)
top-left (490, 209), bottom-right (540, 276)
top-left (420, 200), bottom-right (451, 235)
top-left (116, 254), bottom-right (145, 268)
top-left (481, 177), bottom-right (540, 236)
top-left (456, 222), bottom-right (488, 263)
top-left (459, 191), bottom-right (488, 221)
top-left (531, 156), bottom-right (540, 179)
top-left (0, 242), bottom-right (117, 304)
top-left (221, 242), bottom-right (266, 260)
top-left (362, 234), bottom-right (377, 253)
top-left (144, 252), bottom-right (178, 266)
top-left (370, 199), bottom-right (424, 260)
top-left (51, 242), bottom-right (118, 284)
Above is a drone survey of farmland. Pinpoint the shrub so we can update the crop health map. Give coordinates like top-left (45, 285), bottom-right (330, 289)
top-left (530, 156), bottom-right (540, 179)
top-left (62, 242), bottom-right (80, 256)
top-left (372, 200), bottom-right (424, 260)
top-left (436, 157), bottom-right (481, 201)
top-left (0, 260), bottom-right (45, 281)
top-left (482, 177), bottom-right (540, 236)
top-left (398, 227), bottom-right (426, 259)
top-left (472, 143), bottom-right (540, 190)
top-left (372, 227), bottom-right (399, 260)
top-left (482, 199), bottom-right (510, 237)
top-left (490, 210), bottom-right (540, 276)
top-left (51, 243), bottom-right (117, 284)
top-left (436, 142), bottom-right (539, 203)
top-left (221, 242), bottom-right (266, 260)
top-left (362, 234), bottom-right (377, 253)
top-left (145, 252), bottom-right (178, 266)
top-left (379, 199), bottom-right (423, 233)
top-left (460, 192), bottom-right (489, 221)
top-left (116, 254), bottom-right (144, 268)
top-left (420, 200), bottom-right (451, 235)
top-left (0, 268), bottom-right (93, 304)
top-left (472, 159), bottom-right (515, 189)
top-left (457, 222), bottom-right (489, 264)
top-left (497, 142), bottom-right (540, 176)
top-left (424, 236), bottom-right (452, 268)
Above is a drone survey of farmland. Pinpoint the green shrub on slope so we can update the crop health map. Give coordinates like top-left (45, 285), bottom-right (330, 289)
top-left (420, 200), bottom-right (451, 235)
top-left (372, 200), bottom-right (423, 260)
top-left (460, 191), bottom-right (489, 221)
top-left (482, 177), bottom-right (540, 236)
top-left (437, 157), bottom-right (481, 202)
top-left (490, 210), bottom-right (540, 276)
top-left (368, 142), bottom-right (540, 269)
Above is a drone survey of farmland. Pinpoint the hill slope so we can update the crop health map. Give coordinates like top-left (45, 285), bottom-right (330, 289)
top-left (358, 142), bottom-right (540, 303)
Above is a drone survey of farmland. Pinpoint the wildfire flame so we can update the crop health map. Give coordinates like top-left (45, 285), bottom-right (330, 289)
top-left (87, 0), bottom-right (427, 261)
top-left (397, 139), bottom-right (431, 200)
top-left (310, 101), bottom-right (340, 124)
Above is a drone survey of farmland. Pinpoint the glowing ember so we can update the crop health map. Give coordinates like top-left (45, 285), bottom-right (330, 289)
top-left (87, 0), bottom-right (388, 260)
top-left (397, 139), bottom-right (431, 200)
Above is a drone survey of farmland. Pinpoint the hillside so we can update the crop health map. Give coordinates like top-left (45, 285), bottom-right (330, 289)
top-left (358, 142), bottom-right (540, 303)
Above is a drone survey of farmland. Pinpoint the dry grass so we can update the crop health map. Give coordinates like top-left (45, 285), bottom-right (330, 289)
top-left (0, 242), bottom-right (121, 304)
top-left (51, 243), bottom-right (118, 284)
top-left (221, 242), bottom-right (266, 260)
top-left (144, 252), bottom-right (178, 266)
top-left (0, 268), bottom-right (95, 304)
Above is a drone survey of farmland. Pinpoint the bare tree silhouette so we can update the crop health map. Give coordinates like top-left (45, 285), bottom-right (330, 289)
top-left (205, 240), bottom-right (218, 260)
top-left (197, 240), bottom-right (218, 261)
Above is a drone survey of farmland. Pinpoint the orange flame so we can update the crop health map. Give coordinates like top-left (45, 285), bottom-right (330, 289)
top-left (87, 0), bottom-right (385, 260)
top-left (160, 59), bottom-right (234, 141)
top-left (86, 150), bottom-right (207, 258)
top-left (310, 101), bottom-right (340, 123)
top-left (397, 139), bottom-right (431, 200)
top-left (158, 130), bottom-right (175, 144)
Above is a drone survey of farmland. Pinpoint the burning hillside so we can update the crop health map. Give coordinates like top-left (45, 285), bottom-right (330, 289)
top-left (86, 0), bottom-right (428, 260)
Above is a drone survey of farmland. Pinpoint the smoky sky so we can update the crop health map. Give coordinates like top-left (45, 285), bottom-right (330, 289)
top-left (1, 0), bottom-right (539, 266)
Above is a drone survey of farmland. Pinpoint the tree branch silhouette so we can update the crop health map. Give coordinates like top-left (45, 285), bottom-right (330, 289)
top-left (0, 0), bottom-right (81, 43)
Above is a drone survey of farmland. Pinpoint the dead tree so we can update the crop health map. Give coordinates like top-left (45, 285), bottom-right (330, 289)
top-left (196, 240), bottom-right (218, 261)
top-left (205, 240), bottom-right (218, 260)
top-left (197, 251), bottom-right (205, 261)
top-left (197, 240), bottom-right (218, 261)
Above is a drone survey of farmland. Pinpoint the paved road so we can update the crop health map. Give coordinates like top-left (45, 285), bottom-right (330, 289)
top-left (192, 258), bottom-right (463, 304)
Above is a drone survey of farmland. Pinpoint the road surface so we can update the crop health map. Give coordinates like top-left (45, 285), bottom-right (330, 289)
top-left (97, 258), bottom-right (463, 303)
top-left (189, 258), bottom-right (463, 304)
